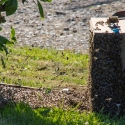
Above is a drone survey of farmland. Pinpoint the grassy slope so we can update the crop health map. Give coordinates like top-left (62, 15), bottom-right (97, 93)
top-left (0, 46), bottom-right (88, 88)
top-left (0, 46), bottom-right (125, 125)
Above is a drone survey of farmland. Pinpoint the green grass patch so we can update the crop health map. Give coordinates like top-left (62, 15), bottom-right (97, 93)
top-left (0, 46), bottom-right (125, 124)
top-left (0, 46), bottom-right (89, 88)
top-left (0, 103), bottom-right (125, 125)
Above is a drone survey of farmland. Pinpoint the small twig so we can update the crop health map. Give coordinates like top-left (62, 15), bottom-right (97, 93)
top-left (0, 82), bottom-right (43, 90)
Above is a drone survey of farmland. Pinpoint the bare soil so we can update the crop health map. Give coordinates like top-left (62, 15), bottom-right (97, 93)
top-left (0, 83), bottom-right (91, 111)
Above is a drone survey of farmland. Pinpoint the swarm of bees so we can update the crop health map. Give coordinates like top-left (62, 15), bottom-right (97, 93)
top-left (88, 30), bottom-right (125, 117)
top-left (94, 17), bottom-right (119, 31)
top-left (106, 16), bottom-right (119, 24)
top-left (94, 21), bottom-right (104, 31)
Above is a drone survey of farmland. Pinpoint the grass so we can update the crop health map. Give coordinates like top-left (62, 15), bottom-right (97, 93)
top-left (0, 103), bottom-right (125, 125)
top-left (0, 46), bottom-right (125, 124)
top-left (0, 46), bottom-right (89, 88)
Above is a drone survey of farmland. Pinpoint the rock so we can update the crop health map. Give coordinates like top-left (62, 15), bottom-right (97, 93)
top-left (55, 11), bottom-right (66, 15)
top-left (63, 27), bottom-right (69, 31)
top-left (60, 33), bottom-right (64, 35)
top-left (62, 88), bottom-right (70, 93)
top-left (79, 22), bottom-right (86, 26)
top-left (14, 21), bottom-right (20, 24)
top-left (73, 28), bottom-right (77, 33)
top-left (85, 122), bottom-right (89, 125)
top-left (66, 18), bottom-right (75, 22)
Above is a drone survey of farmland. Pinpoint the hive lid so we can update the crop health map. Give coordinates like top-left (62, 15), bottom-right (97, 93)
top-left (90, 18), bottom-right (125, 34)
top-left (112, 11), bottom-right (125, 18)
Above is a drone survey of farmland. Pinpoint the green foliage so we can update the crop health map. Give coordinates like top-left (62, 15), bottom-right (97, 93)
top-left (0, 0), bottom-right (8, 5)
top-left (0, 35), bottom-right (11, 45)
top-left (1, 56), bottom-right (6, 68)
top-left (37, 0), bottom-right (44, 19)
top-left (0, 46), bottom-right (89, 87)
top-left (37, 0), bottom-right (52, 19)
top-left (0, 103), bottom-right (125, 125)
top-left (5, 0), bottom-right (18, 16)
top-left (0, 27), bottom-right (16, 68)
top-left (10, 26), bottom-right (16, 43)
top-left (0, 43), bottom-right (9, 55)
top-left (0, 27), bottom-right (16, 55)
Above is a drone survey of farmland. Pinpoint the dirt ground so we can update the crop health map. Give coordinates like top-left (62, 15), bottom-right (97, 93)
top-left (0, 83), bottom-right (91, 111)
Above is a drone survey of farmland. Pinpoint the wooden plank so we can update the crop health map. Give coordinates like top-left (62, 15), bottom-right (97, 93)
top-left (0, 83), bottom-right (42, 90)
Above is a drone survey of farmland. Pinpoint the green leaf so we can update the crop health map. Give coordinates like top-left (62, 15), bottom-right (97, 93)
top-left (0, 0), bottom-right (8, 4)
top-left (0, 45), bottom-right (3, 51)
top-left (0, 35), bottom-right (11, 44)
top-left (47, 0), bottom-right (52, 2)
top-left (5, 0), bottom-right (18, 16)
top-left (40, 0), bottom-right (52, 2)
top-left (1, 56), bottom-right (6, 68)
top-left (37, 0), bottom-right (44, 19)
top-left (0, 43), bottom-right (9, 55)
top-left (10, 27), bottom-right (16, 43)
top-left (0, 27), bottom-right (2, 31)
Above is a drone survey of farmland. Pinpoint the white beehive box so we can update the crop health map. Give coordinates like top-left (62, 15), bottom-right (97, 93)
top-left (90, 17), bottom-right (125, 70)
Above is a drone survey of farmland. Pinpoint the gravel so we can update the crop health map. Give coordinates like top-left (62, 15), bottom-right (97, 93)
top-left (0, 83), bottom-right (90, 110)
top-left (1, 0), bottom-right (125, 53)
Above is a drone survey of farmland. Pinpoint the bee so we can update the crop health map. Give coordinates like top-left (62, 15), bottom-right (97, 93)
top-left (106, 98), bottom-right (112, 102)
top-left (105, 16), bottom-right (119, 26)
top-left (105, 30), bottom-right (109, 33)
top-left (95, 9), bottom-right (102, 13)
top-left (95, 27), bottom-right (101, 30)
top-left (95, 21), bottom-right (104, 26)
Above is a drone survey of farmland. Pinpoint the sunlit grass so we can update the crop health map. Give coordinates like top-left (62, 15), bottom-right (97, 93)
top-left (0, 46), bottom-right (125, 124)
top-left (0, 46), bottom-right (89, 88)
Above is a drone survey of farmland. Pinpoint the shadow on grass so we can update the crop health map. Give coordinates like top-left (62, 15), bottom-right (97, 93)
top-left (0, 102), bottom-right (125, 125)
top-left (0, 102), bottom-right (61, 125)
top-left (94, 112), bottom-right (125, 125)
